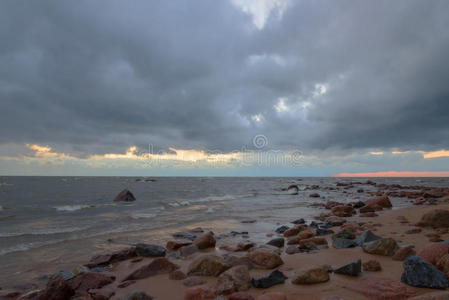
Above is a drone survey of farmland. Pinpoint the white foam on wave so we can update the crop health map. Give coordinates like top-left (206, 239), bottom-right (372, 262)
top-left (129, 213), bottom-right (157, 219)
top-left (0, 226), bottom-right (89, 238)
top-left (54, 205), bottom-right (93, 212)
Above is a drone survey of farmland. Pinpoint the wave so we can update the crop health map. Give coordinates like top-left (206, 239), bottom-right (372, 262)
top-left (53, 205), bottom-right (94, 212)
top-left (129, 213), bottom-right (157, 219)
top-left (0, 226), bottom-right (89, 238)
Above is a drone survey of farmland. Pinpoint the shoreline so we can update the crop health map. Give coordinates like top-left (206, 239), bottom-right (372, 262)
top-left (2, 183), bottom-right (449, 299)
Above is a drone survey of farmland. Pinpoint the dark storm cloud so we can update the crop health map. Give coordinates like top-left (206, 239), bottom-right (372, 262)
top-left (1, 0), bottom-right (448, 156)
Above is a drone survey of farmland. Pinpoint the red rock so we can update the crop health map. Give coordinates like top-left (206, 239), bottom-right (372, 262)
top-left (325, 201), bottom-right (344, 209)
top-left (68, 272), bottom-right (115, 291)
top-left (122, 258), bottom-right (179, 281)
top-left (283, 227), bottom-right (300, 237)
top-left (247, 249), bottom-right (283, 269)
top-left (417, 209), bottom-right (449, 228)
top-left (437, 253), bottom-right (449, 277)
top-left (348, 277), bottom-right (418, 300)
top-left (365, 195), bottom-right (392, 209)
top-left (299, 230), bottom-right (315, 239)
top-left (331, 205), bottom-right (354, 217)
top-left (184, 285), bottom-right (216, 300)
top-left (229, 292), bottom-right (255, 300)
top-left (194, 232), bottom-right (216, 249)
top-left (86, 247), bottom-right (137, 268)
top-left (299, 237), bottom-right (327, 246)
top-left (363, 260), bottom-right (382, 271)
top-left (113, 189), bottom-right (136, 202)
top-left (37, 277), bottom-right (75, 300)
top-left (359, 206), bottom-right (375, 213)
top-left (287, 237), bottom-right (301, 245)
top-left (255, 292), bottom-right (287, 300)
top-left (392, 246), bottom-right (416, 261)
top-left (360, 212), bottom-right (378, 217)
top-left (417, 243), bottom-right (449, 265)
top-left (166, 240), bottom-right (192, 251)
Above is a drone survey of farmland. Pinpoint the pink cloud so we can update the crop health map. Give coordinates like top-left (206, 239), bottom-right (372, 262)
top-left (332, 171), bottom-right (449, 177)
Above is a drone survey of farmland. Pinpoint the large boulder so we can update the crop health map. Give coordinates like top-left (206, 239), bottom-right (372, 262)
top-left (362, 238), bottom-right (398, 256)
top-left (291, 267), bottom-right (329, 284)
top-left (184, 285), bottom-right (217, 300)
top-left (114, 189), bottom-right (136, 202)
top-left (417, 210), bottom-right (449, 228)
top-left (187, 255), bottom-right (230, 276)
top-left (401, 256), bottom-right (449, 289)
top-left (348, 277), bottom-right (418, 299)
top-left (417, 243), bottom-right (449, 265)
top-left (365, 195), bottom-right (392, 209)
top-left (122, 258), bottom-right (179, 281)
top-left (251, 270), bottom-right (285, 288)
top-left (216, 266), bottom-right (251, 295)
top-left (247, 249), bottom-right (283, 269)
top-left (193, 232), bottom-right (216, 249)
top-left (135, 244), bottom-right (166, 257)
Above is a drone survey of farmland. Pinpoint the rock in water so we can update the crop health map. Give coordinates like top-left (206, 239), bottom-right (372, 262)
top-left (267, 238), bottom-right (284, 248)
top-left (334, 259), bottom-right (361, 276)
top-left (135, 244), bottom-right (166, 257)
top-left (113, 189), bottom-right (136, 202)
top-left (355, 230), bottom-right (381, 246)
top-left (124, 290), bottom-right (153, 300)
top-left (251, 270), bottom-right (285, 288)
top-left (417, 209), bottom-right (449, 228)
top-left (275, 225), bottom-right (289, 234)
top-left (362, 238), bottom-right (398, 256)
top-left (292, 267), bottom-right (330, 284)
top-left (401, 256), bottom-right (449, 289)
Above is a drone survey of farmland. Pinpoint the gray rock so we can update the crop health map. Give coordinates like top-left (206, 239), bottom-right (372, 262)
top-left (355, 230), bottom-right (381, 246)
top-left (267, 238), bottom-right (284, 248)
top-left (334, 259), bottom-right (361, 276)
top-left (332, 238), bottom-right (357, 249)
top-left (135, 244), bottom-right (166, 257)
top-left (401, 256), bottom-right (449, 289)
top-left (275, 226), bottom-right (289, 234)
top-left (316, 228), bottom-right (334, 236)
top-left (251, 269), bottom-right (285, 288)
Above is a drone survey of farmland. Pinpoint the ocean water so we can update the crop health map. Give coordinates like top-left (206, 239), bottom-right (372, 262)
top-left (0, 176), bottom-right (447, 288)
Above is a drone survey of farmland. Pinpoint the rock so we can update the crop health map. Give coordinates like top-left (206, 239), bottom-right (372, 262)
top-left (363, 260), bottom-right (382, 271)
top-left (349, 277), bottom-right (418, 299)
top-left (409, 291), bottom-right (449, 299)
top-left (275, 226), bottom-right (289, 234)
top-left (255, 292), bottom-right (287, 300)
top-left (334, 259), bottom-right (361, 276)
top-left (401, 256), bottom-right (449, 289)
top-left (251, 270), bottom-right (285, 288)
top-left (123, 290), bottom-right (153, 300)
top-left (229, 292), bottom-right (255, 300)
top-left (417, 243), bottom-right (449, 265)
top-left (331, 205), bottom-right (354, 217)
top-left (68, 272), bottom-right (115, 291)
top-left (355, 230), bottom-right (381, 246)
top-left (194, 232), bottom-right (216, 249)
top-left (122, 257), bottom-right (179, 281)
top-left (283, 227), bottom-right (300, 237)
top-left (172, 231), bottom-right (197, 241)
top-left (117, 280), bottom-right (136, 288)
top-left (184, 285), bottom-right (217, 300)
top-left (224, 255), bottom-right (254, 269)
top-left (287, 236), bottom-right (300, 245)
top-left (405, 228), bottom-right (422, 234)
top-left (291, 218), bottom-right (305, 225)
top-left (266, 238), bottom-right (284, 248)
top-left (292, 267), bottom-right (330, 284)
top-left (316, 228), bottom-right (334, 236)
top-left (360, 212), bottom-right (378, 217)
top-left (37, 277), bottom-right (75, 300)
top-left (365, 195), bottom-right (392, 208)
top-left (417, 209), bottom-right (449, 228)
top-left (86, 247), bottom-right (136, 268)
top-left (183, 276), bottom-right (206, 287)
top-left (113, 189), bottom-right (136, 202)
top-left (166, 240), bottom-right (192, 251)
top-left (332, 238), bottom-right (357, 249)
top-left (353, 200), bottom-right (365, 207)
top-left (299, 230), bottom-right (315, 239)
top-left (359, 206), bottom-right (375, 213)
top-left (216, 266), bottom-right (251, 294)
top-left (285, 245), bottom-right (300, 255)
top-left (436, 254), bottom-right (449, 277)
top-left (180, 244), bottom-right (199, 257)
top-left (393, 246), bottom-right (416, 261)
top-left (169, 270), bottom-right (187, 280)
top-left (135, 244), bottom-right (166, 257)
top-left (309, 193), bottom-right (320, 198)
top-left (187, 255), bottom-right (229, 276)
top-left (332, 229), bottom-right (355, 240)
top-left (247, 249), bottom-right (283, 269)
top-left (299, 237), bottom-right (327, 247)
top-left (362, 238), bottom-right (398, 256)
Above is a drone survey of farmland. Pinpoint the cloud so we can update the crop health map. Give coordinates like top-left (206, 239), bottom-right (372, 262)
top-left (332, 171), bottom-right (449, 177)
top-left (0, 0), bottom-right (449, 175)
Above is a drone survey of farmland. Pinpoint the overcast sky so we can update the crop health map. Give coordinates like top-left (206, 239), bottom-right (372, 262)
top-left (1, 0), bottom-right (448, 176)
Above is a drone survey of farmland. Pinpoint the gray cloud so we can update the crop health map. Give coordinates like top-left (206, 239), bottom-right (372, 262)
top-left (1, 0), bottom-right (449, 157)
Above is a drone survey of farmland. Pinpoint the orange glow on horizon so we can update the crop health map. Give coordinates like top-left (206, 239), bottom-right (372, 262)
top-left (332, 171), bottom-right (449, 177)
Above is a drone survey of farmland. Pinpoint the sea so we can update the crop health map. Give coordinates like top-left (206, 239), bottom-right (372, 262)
top-left (0, 176), bottom-right (448, 288)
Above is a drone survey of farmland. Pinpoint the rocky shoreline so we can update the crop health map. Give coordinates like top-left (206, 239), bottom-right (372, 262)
top-left (2, 182), bottom-right (449, 300)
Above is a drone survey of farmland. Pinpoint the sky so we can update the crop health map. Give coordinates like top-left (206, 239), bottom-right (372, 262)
top-left (0, 0), bottom-right (449, 176)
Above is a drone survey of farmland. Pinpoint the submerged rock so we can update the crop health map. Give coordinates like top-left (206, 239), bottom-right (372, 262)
top-left (334, 259), bottom-right (361, 276)
top-left (113, 189), bottom-right (136, 202)
top-left (401, 256), bottom-right (449, 289)
top-left (292, 267), bottom-right (329, 284)
top-left (135, 244), bottom-right (166, 257)
top-left (251, 270), bottom-right (285, 288)
top-left (362, 238), bottom-right (398, 256)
